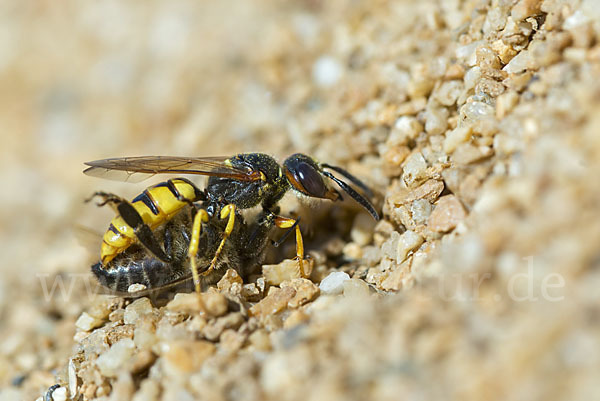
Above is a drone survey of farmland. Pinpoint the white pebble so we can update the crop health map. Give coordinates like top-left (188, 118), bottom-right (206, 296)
top-left (387, 116), bottom-right (423, 147)
top-left (343, 279), bottom-right (371, 298)
top-left (128, 283), bottom-right (147, 293)
top-left (463, 66), bottom-right (482, 90)
top-left (396, 230), bottom-right (424, 263)
top-left (410, 199), bottom-right (432, 224)
top-left (75, 312), bottom-right (104, 331)
top-left (95, 339), bottom-right (135, 377)
top-left (444, 125), bottom-right (473, 153)
top-left (68, 359), bottom-right (78, 399)
top-left (50, 386), bottom-right (67, 401)
top-left (503, 50), bottom-right (531, 74)
top-left (312, 56), bottom-right (343, 87)
top-left (460, 101), bottom-right (495, 123)
top-left (424, 106), bottom-right (449, 135)
top-left (564, 10), bottom-right (590, 30)
top-left (124, 297), bottom-right (153, 325)
top-left (455, 40), bottom-right (483, 66)
top-left (319, 271), bottom-right (350, 295)
top-left (350, 213), bottom-right (375, 246)
top-left (402, 152), bottom-right (428, 187)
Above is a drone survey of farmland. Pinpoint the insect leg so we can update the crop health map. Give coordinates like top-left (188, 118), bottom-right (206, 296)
top-left (116, 201), bottom-right (171, 262)
top-left (85, 191), bottom-right (125, 213)
top-left (187, 207), bottom-right (209, 293)
top-left (45, 384), bottom-right (61, 401)
top-left (272, 217), bottom-right (300, 248)
top-left (273, 215), bottom-right (306, 274)
top-left (202, 204), bottom-right (236, 277)
top-left (166, 178), bottom-right (206, 204)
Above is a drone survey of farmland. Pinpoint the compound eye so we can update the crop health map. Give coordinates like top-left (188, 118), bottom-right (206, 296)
top-left (292, 161), bottom-right (327, 198)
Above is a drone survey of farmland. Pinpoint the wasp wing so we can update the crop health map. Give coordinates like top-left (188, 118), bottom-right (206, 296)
top-left (83, 156), bottom-right (260, 182)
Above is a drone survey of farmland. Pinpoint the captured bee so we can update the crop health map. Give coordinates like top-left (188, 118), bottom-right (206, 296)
top-left (84, 153), bottom-right (379, 293)
top-left (89, 198), bottom-right (275, 295)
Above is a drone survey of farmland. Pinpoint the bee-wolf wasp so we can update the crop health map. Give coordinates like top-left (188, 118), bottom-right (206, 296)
top-left (84, 153), bottom-right (379, 294)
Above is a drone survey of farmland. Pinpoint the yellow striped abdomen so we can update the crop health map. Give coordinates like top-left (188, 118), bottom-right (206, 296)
top-left (101, 179), bottom-right (200, 265)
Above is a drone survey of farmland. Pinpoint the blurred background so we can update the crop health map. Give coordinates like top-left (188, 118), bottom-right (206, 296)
top-left (1, 1), bottom-right (389, 397)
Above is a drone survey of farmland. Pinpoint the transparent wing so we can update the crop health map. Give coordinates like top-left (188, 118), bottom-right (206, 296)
top-left (83, 156), bottom-right (261, 182)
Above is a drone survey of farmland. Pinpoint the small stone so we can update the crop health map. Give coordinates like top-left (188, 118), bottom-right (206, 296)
top-left (202, 312), bottom-right (245, 341)
top-left (319, 271), bottom-right (350, 295)
top-left (132, 379), bottom-right (160, 401)
top-left (220, 329), bottom-right (246, 353)
top-left (424, 106), bottom-right (449, 135)
top-left (75, 312), bottom-right (104, 331)
top-left (124, 298), bottom-right (153, 325)
top-left (133, 327), bottom-right (157, 351)
top-left (444, 125), bottom-right (473, 154)
top-left (464, 66), bottom-right (482, 90)
top-left (495, 91), bottom-right (519, 119)
top-left (387, 179), bottom-right (444, 209)
top-left (50, 386), bottom-right (67, 401)
top-left (166, 293), bottom-right (203, 314)
top-left (428, 195), bottom-right (467, 232)
top-left (456, 41), bottom-right (483, 66)
top-left (108, 309), bottom-right (125, 323)
top-left (106, 324), bottom-right (134, 345)
top-left (451, 143), bottom-right (493, 165)
top-left (511, 0), bottom-right (542, 22)
top-left (110, 372), bottom-right (135, 401)
top-left (127, 283), bottom-right (147, 293)
top-left (476, 45), bottom-right (502, 70)
top-left (491, 39), bottom-right (517, 65)
top-left (434, 80), bottom-right (463, 106)
top-left (68, 359), bottom-right (78, 399)
top-left (263, 259), bottom-right (302, 286)
top-left (402, 152), bottom-right (429, 188)
top-left (382, 145), bottom-right (410, 177)
top-left (350, 213), bottom-right (375, 246)
top-left (248, 287), bottom-right (297, 318)
top-left (342, 278), bottom-right (372, 298)
top-left (87, 298), bottom-right (118, 320)
top-left (241, 283), bottom-right (261, 301)
top-left (460, 101), bottom-right (495, 123)
top-left (493, 132), bottom-right (523, 155)
top-left (476, 77), bottom-right (505, 97)
top-left (96, 384), bottom-right (110, 397)
top-left (503, 50), bottom-right (532, 74)
top-left (381, 263), bottom-right (411, 291)
top-left (281, 278), bottom-right (320, 308)
top-left (410, 199), bottom-right (433, 224)
top-left (397, 230), bottom-right (424, 263)
top-left (185, 315), bottom-right (208, 333)
top-left (95, 339), bottom-right (136, 377)
top-left (342, 242), bottom-right (363, 260)
top-left (217, 269), bottom-right (244, 292)
top-left (202, 292), bottom-right (229, 317)
top-left (444, 64), bottom-right (465, 80)
top-left (128, 350), bottom-right (155, 375)
top-left (248, 329), bottom-right (271, 351)
top-left (386, 116), bottom-right (423, 147)
top-left (283, 310), bottom-right (310, 329)
top-left (162, 340), bottom-right (215, 375)
top-left (312, 56), bottom-right (343, 87)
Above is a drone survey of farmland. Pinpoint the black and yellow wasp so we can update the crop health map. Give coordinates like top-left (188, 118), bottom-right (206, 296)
top-left (84, 153), bottom-right (379, 294)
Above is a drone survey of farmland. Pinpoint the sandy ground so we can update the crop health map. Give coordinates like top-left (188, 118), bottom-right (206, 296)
top-left (0, 0), bottom-right (599, 400)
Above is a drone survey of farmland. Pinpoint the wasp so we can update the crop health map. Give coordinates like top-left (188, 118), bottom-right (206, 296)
top-left (84, 153), bottom-right (379, 293)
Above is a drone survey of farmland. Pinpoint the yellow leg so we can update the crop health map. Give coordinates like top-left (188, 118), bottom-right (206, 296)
top-left (202, 204), bottom-right (236, 277)
top-left (274, 216), bottom-right (305, 272)
top-left (188, 209), bottom-right (209, 292)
